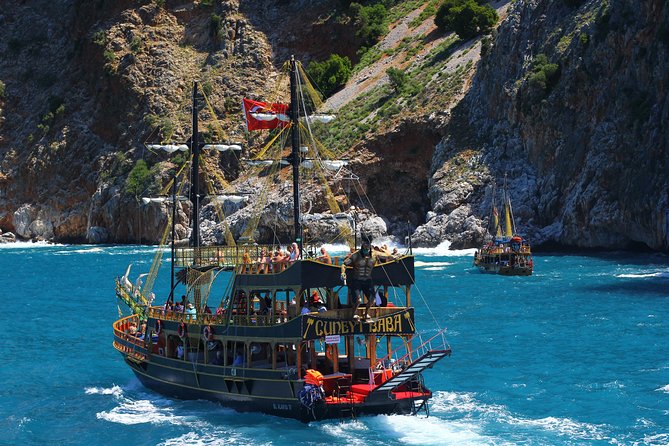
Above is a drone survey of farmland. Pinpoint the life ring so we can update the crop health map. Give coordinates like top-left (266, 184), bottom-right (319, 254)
top-left (177, 322), bottom-right (188, 339)
top-left (154, 319), bottom-right (163, 335)
top-left (203, 325), bottom-right (214, 341)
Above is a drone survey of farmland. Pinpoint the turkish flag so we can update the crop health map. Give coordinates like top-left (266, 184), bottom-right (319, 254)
top-left (242, 98), bottom-right (290, 131)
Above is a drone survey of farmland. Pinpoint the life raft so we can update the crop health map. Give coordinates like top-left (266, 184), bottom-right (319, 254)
top-left (154, 319), bottom-right (163, 335)
top-left (177, 322), bottom-right (188, 339)
top-left (202, 325), bottom-right (214, 341)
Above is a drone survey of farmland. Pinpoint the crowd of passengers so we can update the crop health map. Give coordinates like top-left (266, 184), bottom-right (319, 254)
top-left (241, 243), bottom-right (400, 272)
top-left (156, 243), bottom-right (403, 318)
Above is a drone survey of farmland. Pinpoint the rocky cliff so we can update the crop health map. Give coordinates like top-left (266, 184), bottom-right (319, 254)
top-left (1, 0), bottom-right (667, 252)
top-left (415, 0), bottom-right (669, 251)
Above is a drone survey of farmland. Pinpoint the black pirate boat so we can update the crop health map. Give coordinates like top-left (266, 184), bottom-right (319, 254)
top-left (473, 177), bottom-right (533, 276)
top-left (112, 57), bottom-right (451, 421)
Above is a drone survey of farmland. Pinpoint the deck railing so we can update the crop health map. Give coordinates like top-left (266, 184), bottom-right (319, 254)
top-left (374, 329), bottom-right (450, 371)
top-left (174, 244), bottom-right (336, 269)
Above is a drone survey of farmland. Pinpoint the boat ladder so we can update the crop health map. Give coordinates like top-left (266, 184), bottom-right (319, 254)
top-left (371, 349), bottom-right (451, 395)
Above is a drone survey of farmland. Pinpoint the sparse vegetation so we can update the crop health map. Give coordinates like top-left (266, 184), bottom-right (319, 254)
top-left (307, 54), bottom-right (352, 97)
top-left (144, 114), bottom-right (175, 140)
top-left (313, 34), bottom-right (469, 154)
top-left (92, 30), bottom-right (107, 46)
top-left (125, 159), bottom-right (152, 197)
top-left (0, 81), bottom-right (5, 100)
top-left (210, 14), bottom-right (223, 39)
top-left (130, 36), bottom-right (143, 53)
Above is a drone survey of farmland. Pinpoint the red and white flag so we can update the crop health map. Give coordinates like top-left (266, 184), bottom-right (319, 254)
top-left (242, 98), bottom-right (290, 131)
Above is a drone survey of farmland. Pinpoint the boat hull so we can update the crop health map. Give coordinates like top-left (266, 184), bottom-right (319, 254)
top-left (123, 354), bottom-right (427, 422)
top-left (476, 264), bottom-right (533, 276)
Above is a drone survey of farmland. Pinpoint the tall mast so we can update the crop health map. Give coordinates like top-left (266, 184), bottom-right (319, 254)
top-left (289, 56), bottom-right (303, 253)
top-left (190, 82), bottom-right (201, 248)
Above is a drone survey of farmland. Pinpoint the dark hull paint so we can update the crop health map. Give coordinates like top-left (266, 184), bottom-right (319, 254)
top-left (476, 264), bottom-right (533, 276)
top-left (124, 355), bottom-right (426, 422)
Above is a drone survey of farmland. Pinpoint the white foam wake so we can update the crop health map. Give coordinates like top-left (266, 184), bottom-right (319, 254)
top-left (0, 241), bottom-right (64, 249)
top-left (616, 272), bottom-right (669, 279)
top-left (656, 384), bottom-right (669, 393)
top-left (430, 391), bottom-right (607, 442)
top-left (96, 398), bottom-right (188, 425)
top-left (415, 261), bottom-right (453, 267)
top-left (84, 385), bottom-right (123, 397)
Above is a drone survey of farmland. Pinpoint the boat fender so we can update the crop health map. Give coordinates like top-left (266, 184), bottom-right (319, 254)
top-left (298, 384), bottom-right (325, 409)
top-left (155, 319), bottom-right (163, 335)
top-left (203, 325), bottom-right (214, 341)
top-left (177, 322), bottom-right (188, 339)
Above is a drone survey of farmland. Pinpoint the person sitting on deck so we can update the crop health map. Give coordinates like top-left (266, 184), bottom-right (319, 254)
top-left (309, 290), bottom-right (327, 313)
top-left (301, 300), bottom-right (311, 315)
top-left (316, 247), bottom-right (331, 264)
top-left (204, 304), bottom-right (212, 314)
top-left (232, 350), bottom-right (244, 367)
top-left (341, 241), bottom-right (377, 320)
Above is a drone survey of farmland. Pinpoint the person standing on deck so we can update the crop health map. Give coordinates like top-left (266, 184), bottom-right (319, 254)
top-left (341, 241), bottom-right (377, 320)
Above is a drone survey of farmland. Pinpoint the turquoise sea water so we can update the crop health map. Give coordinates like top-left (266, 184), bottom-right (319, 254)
top-left (1, 243), bottom-right (668, 445)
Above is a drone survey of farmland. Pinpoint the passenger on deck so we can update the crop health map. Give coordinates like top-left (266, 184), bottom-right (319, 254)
top-left (174, 301), bottom-right (184, 313)
top-left (203, 304), bottom-right (212, 314)
top-left (341, 241), bottom-right (377, 320)
top-left (317, 247), bottom-right (331, 264)
top-left (289, 242), bottom-right (300, 261)
top-left (257, 248), bottom-right (269, 273)
top-left (186, 303), bottom-right (196, 321)
top-left (242, 250), bottom-right (252, 265)
top-left (301, 300), bottom-right (311, 315)
top-left (309, 290), bottom-right (327, 313)
top-left (232, 351), bottom-right (244, 367)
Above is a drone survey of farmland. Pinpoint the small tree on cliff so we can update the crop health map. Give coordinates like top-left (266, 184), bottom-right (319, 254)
top-left (435, 0), bottom-right (498, 40)
top-left (386, 67), bottom-right (408, 94)
top-left (307, 54), bottom-right (352, 97)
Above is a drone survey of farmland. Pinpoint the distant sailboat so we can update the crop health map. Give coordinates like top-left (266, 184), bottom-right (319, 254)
top-left (473, 176), bottom-right (533, 276)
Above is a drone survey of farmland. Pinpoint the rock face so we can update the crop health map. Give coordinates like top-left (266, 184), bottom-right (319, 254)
top-left (416, 0), bottom-right (669, 251)
top-left (0, 0), bottom-right (667, 252)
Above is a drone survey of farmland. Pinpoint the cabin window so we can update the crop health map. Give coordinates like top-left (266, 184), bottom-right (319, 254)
top-left (275, 343), bottom-right (296, 368)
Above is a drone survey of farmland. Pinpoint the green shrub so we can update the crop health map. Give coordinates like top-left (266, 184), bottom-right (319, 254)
top-left (435, 0), bottom-right (497, 39)
top-left (386, 67), bottom-right (407, 93)
top-left (307, 54), bottom-right (352, 97)
top-left (125, 159), bottom-right (152, 197)
top-left (103, 49), bottom-right (116, 64)
top-left (522, 54), bottom-right (561, 111)
top-left (210, 14), bottom-right (223, 39)
top-left (350, 2), bottom-right (388, 48)
top-left (0, 80), bottom-right (5, 99)
top-left (92, 30), bottom-right (107, 46)
top-left (130, 36), bottom-right (143, 53)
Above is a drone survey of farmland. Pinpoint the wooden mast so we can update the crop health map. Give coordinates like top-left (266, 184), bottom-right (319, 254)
top-left (289, 56), bottom-right (303, 254)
